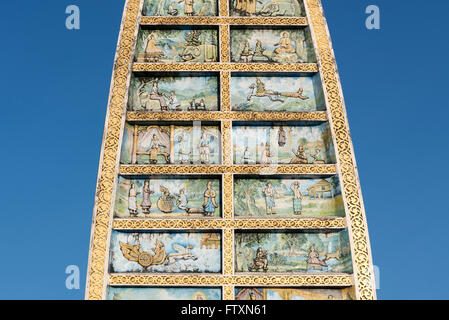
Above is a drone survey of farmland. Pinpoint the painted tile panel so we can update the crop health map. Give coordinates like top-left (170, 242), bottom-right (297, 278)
top-left (232, 122), bottom-right (336, 165)
top-left (108, 286), bottom-right (222, 300)
top-left (110, 231), bottom-right (222, 273)
top-left (128, 73), bottom-right (219, 112)
top-left (235, 287), bottom-right (355, 300)
top-left (234, 175), bottom-right (345, 217)
top-left (235, 230), bottom-right (353, 274)
top-left (115, 176), bottom-right (221, 218)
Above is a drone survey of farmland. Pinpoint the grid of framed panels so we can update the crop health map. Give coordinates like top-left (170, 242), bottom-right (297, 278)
top-left (85, 0), bottom-right (376, 300)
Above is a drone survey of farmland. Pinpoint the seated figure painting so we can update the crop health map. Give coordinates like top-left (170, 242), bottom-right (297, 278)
top-left (231, 73), bottom-right (325, 112)
top-left (120, 123), bottom-right (221, 165)
top-left (128, 74), bottom-right (219, 112)
top-left (232, 122), bottom-right (336, 165)
top-left (110, 231), bottom-right (222, 273)
top-left (136, 28), bottom-right (218, 63)
top-left (231, 28), bottom-right (316, 64)
top-left (234, 230), bottom-right (353, 274)
top-left (107, 287), bottom-right (222, 300)
top-left (143, 0), bottom-right (218, 17)
top-left (235, 287), bottom-right (355, 300)
top-left (234, 176), bottom-right (345, 218)
top-left (230, 0), bottom-right (304, 17)
top-left (114, 176), bottom-right (221, 218)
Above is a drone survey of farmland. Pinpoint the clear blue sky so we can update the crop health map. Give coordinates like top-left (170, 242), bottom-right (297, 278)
top-left (0, 0), bottom-right (447, 300)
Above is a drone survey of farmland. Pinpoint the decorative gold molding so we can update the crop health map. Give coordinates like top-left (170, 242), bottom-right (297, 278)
top-left (133, 63), bottom-right (319, 72)
top-left (305, 0), bottom-right (376, 300)
top-left (140, 17), bottom-right (309, 26)
top-left (223, 285), bottom-right (234, 300)
top-left (113, 218), bottom-right (346, 230)
top-left (109, 275), bottom-right (353, 286)
top-left (126, 111), bottom-right (328, 121)
top-left (223, 174), bottom-right (233, 219)
top-left (219, 0), bottom-right (228, 17)
top-left (219, 25), bottom-right (230, 62)
top-left (223, 229), bottom-right (234, 275)
top-left (222, 121), bottom-right (232, 165)
top-left (221, 72), bottom-right (231, 111)
top-left (119, 164), bottom-right (338, 175)
top-left (85, 0), bottom-right (141, 300)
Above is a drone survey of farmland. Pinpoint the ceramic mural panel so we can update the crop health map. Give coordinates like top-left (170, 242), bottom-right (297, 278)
top-left (230, 0), bottom-right (304, 17)
top-left (230, 27), bottom-right (316, 64)
top-left (128, 73), bottom-right (219, 111)
top-left (231, 73), bottom-right (325, 112)
top-left (107, 286), bottom-right (222, 300)
top-left (232, 122), bottom-right (336, 165)
top-left (234, 175), bottom-right (345, 218)
top-left (235, 287), bottom-right (355, 300)
top-left (234, 230), bottom-right (353, 273)
top-left (120, 123), bottom-right (221, 165)
top-left (143, 0), bottom-right (218, 17)
top-left (136, 27), bottom-right (218, 63)
top-left (114, 176), bottom-right (221, 218)
top-left (110, 231), bottom-right (222, 273)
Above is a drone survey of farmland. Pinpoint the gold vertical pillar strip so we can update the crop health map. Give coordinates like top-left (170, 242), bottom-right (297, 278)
top-left (223, 285), bottom-right (234, 300)
top-left (223, 174), bottom-right (233, 219)
top-left (222, 120), bottom-right (232, 165)
top-left (223, 229), bottom-right (234, 275)
top-left (85, 0), bottom-right (141, 300)
top-left (221, 71), bottom-right (231, 112)
top-left (219, 0), bottom-right (229, 17)
top-left (305, 0), bottom-right (376, 300)
top-left (220, 25), bottom-right (230, 62)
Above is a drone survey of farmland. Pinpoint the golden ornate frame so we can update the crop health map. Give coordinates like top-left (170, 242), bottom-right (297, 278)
top-left (85, 0), bottom-right (376, 300)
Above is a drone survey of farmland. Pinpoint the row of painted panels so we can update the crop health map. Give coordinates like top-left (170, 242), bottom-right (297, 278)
top-left (120, 122), bottom-right (335, 165)
top-left (108, 286), bottom-right (355, 300)
top-left (116, 175), bottom-right (343, 218)
top-left (129, 72), bottom-right (324, 112)
top-left (143, 0), bottom-right (306, 17)
top-left (136, 27), bottom-right (316, 64)
top-left (110, 230), bottom-right (352, 273)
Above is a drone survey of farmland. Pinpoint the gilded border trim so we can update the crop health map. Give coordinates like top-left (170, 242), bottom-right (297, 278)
top-left (119, 164), bottom-right (338, 175)
top-left (221, 72), bottom-right (231, 111)
top-left (126, 111), bottom-right (328, 121)
top-left (305, 0), bottom-right (376, 299)
top-left (223, 285), bottom-right (234, 300)
top-left (85, 0), bottom-right (142, 300)
top-left (220, 25), bottom-right (230, 62)
top-left (133, 63), bottom-right (319, 72)
top-left (223, 174), bottom-right (233, 219)
top-left (109, 275), bottom-right (353, 286)
top-left (223, 229), bottom-right (234, 274)
top-left (140, 17), bottom-right (308, 26)
top-left (112, 218), bottom-right (346, 230)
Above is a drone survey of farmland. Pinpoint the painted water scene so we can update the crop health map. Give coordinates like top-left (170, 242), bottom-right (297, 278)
top-left (230, 0), bottom-right (304, 17)
top-left (128, 73), bottom-right (219, 111)
top-left (107, 287), bottom-right (221, 300)
top-left (230, 28), bottom-right (316, 64)
top-left (234, 176), bottom-right (345, 217)
top-left (235, 230), bottom-right (353, 273)
top-left (232, 122), bottom-right (336, 165)
top-left (114, 176), bottom-right (221, 218)
top-left (143, 0), bottom-right (218, 17)
top-left (120, 123), bottom-right (221, 165)
top-left (136, 27), bottom-right (218, 63)
top-left (231, 73), bottom-right (325, 112)
top-left (235, 287), bottom-right (355, 300)
top-left (110, 231), bottom-right (222, 273)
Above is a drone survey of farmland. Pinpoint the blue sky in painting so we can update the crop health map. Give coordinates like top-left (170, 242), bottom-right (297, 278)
top-left (0, 0), bottom-right (448, 299)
